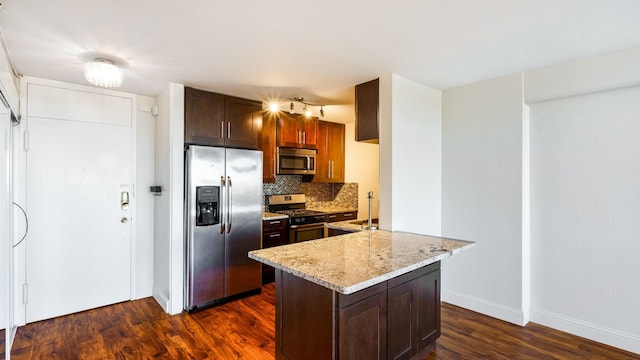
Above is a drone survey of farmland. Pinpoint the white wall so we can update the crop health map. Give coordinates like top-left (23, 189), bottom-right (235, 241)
top-left (134, 96), bottom-right (155, 299)
top-left (379, 74), bottom-right (441, 235)
top-left (344, 122), bottom-right (379, 220)
top-left (438, 47), bottom-right (640, 354)
top-left (152, 83), bottom-right (184, 315)
top-left (529, 87), bottom-right (640, 354)
top-left (524, 47), bottom-right (640, 355)
top-left (441, 73), bottom-right (527, 325)
top-left (525, 47), bottom-right (640, 103)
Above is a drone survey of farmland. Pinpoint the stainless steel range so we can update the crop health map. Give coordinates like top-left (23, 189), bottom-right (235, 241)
top-left (266, 194), bottom-right (327, 243)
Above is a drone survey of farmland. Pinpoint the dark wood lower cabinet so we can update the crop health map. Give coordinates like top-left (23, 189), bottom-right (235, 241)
top-left (262, 218), bottom-right (289, 284)
top-left (276, 271), bottom-right (333, 360)
top-left (275, 262), bottom-right (441, 360)
top-left (388, 263), bottom-right (441, 360)
top-left (338, 288), bottom-right (387, 360)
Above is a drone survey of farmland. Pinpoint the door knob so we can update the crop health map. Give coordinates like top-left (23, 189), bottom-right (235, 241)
top-left (121, 217), bottom-right (128, 223)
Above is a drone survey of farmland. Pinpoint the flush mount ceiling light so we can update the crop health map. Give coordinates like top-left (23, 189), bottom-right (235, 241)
top-left (288, 96), bottom-right (326, 118)
top-left (84, 58), bottom-right (123, 88)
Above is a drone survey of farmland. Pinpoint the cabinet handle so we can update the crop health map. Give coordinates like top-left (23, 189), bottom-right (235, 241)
top-left (343, 213), bottom-right (353, 217)
top-left (220, 121), bottom-right (224, 138)
top-left (269, 233), bottom-right (281, 238)
top-left (269, 220), bottom-right (281, 225)
top-left (227, 122), bottom-right (231, 139)
top-left (273, 158), bottom-right (276, 177)
top-left (328, 160), bottom-right (331, 178)
top-left (303, 131), bottom-right (306, 144)
top-left (331, 160), bottom-right (334, 179)
top-left (297, 131), bottom-right (301, 144)
top-left (328, 215), bottom-right (337, 218)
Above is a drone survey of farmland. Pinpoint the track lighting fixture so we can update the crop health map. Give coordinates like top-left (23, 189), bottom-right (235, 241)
top-left (287, 96), bottom-right (326, 118)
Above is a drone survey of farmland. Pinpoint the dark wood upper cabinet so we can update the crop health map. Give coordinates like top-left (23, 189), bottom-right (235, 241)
top-left (224, 95), bottom-right (261, 149)
top-left (184, 87), bottom-right (225, 146)
top-left (276, 113), bottom-right (318, 149)
top-left (315, 120), bottom-right (345, 183)
top-left (355, 78), bottom-right (380, 143)
top-left (259, 112), bottom-right (277, 183)
top-left (184, 87), bottom-right (261, 149)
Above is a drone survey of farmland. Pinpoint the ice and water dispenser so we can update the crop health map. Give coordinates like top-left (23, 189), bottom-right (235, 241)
top-left (195, 186), bottom-right (220, 226)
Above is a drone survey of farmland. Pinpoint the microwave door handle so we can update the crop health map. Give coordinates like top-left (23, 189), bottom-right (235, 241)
top-left (305, 156), bottom-right (310, 173)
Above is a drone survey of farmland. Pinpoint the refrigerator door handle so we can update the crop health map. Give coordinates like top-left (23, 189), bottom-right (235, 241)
top-left (220, 176), bottom-right (225, 234)
top-left (227, 176), bottom-right (232, 233)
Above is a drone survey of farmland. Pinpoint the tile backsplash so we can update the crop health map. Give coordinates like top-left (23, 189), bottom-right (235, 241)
top-left (300, 182), bottom-right (358, 209)
top-left (263, 176), bottom-right (358, 209)
top-left (263, 175), bottom-right (302, 196)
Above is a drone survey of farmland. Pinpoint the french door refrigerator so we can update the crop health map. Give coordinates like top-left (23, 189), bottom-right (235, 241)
top-left (185, 145), bottom-right (263, 311)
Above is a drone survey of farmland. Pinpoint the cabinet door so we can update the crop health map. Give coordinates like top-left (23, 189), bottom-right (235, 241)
top-left (277, 113), bottom-right (303, 147)
top-left (224, 96), bottom-right (260, 149)
top-left (355, 78), bottom-right (379, 143)
top-left (388, 267), bottom-right (441, 359)
top-left (302, 116), bottom-right (318, 147)
top-left (388, 281), bottom-right (416, 360)
top-left (277, 113), bottom-right (318, 148)
top-left (338, 292), bottom-right (387, 360)
top-left (184, 87), bottom-right (225, 146)
top-left (315, 121), bottom-right (345, 183)
top-left (314, 121), bottom-right (331, 182)
top-left (259, 113), bottom-right (277, 182)
top-left (415, 269), bottom-right (441, 349)
top-left (327, 122), bottom-right (345, 182)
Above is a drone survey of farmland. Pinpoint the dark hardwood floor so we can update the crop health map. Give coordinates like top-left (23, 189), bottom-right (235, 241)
top-left (2, 283), bottom-right (639, 359)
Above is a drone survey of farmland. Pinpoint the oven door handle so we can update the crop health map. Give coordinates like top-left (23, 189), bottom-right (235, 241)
top-left (290, 223), bottom-right (326, 229)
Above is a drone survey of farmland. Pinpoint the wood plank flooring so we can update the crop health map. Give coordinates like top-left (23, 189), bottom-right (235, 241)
top-left (2, 283), bottom-right (639, 359)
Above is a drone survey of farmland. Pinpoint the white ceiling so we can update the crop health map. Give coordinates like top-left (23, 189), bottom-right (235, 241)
top-left (2, 0), bottom-right (640, 107)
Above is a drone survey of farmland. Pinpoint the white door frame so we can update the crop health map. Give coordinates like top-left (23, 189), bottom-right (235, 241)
top-left (14, 76), bottom-right (138, 326)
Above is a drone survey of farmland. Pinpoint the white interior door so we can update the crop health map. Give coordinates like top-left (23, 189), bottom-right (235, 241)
top-left (25, 83), bottom-right (133, 323)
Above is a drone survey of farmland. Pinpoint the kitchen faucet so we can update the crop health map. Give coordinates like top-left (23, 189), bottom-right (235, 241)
top-left (365, 191), bottom-right (377, 230)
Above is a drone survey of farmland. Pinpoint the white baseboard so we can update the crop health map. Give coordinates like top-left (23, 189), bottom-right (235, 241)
top-left (152, 286), bottom-right (171, 313)
top-left (442, 290), bottom-right (528, 326)
top-left (530, 309), bottom-right (640, 355)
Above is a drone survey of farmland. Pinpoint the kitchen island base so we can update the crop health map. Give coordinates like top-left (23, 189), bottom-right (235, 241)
top-left (275, 262), bottom-right (441, 360)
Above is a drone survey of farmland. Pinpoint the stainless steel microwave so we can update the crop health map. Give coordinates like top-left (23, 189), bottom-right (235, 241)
top-left (276, 147), bottom-right (316, 175)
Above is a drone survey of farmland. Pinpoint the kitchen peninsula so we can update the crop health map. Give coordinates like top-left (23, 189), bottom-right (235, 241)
top-left (249, 228), bottom-right (474, 360)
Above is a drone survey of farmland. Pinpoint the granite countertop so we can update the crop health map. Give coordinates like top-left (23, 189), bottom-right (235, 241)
top-left (249, 230), bottom-right (475, 294)
top-left (326, 220), bottom-right (374, 232)
top-left (262, 212), bottom-right (288, 221)
top-left (307, 207), bottom-right (359, 214)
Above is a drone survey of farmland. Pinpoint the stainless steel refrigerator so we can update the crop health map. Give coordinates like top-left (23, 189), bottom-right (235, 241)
top-left (184, 145), bottom-right (263, 311)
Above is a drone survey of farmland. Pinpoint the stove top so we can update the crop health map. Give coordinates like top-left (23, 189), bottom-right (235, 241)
top-left (266, 194), bottom-right (327, 225)
top-left (275, 209), bottom-right (326, 217)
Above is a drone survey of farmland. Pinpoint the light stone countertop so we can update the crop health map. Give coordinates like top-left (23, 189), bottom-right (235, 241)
top-left (326, 220), bottom-right (374, 232)
top-left (307, 207), bottom-right (359, 214)
top-left (262, 212), bottom-right (288, 221)
top-left (249, 230), bottom-right (475, 294)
